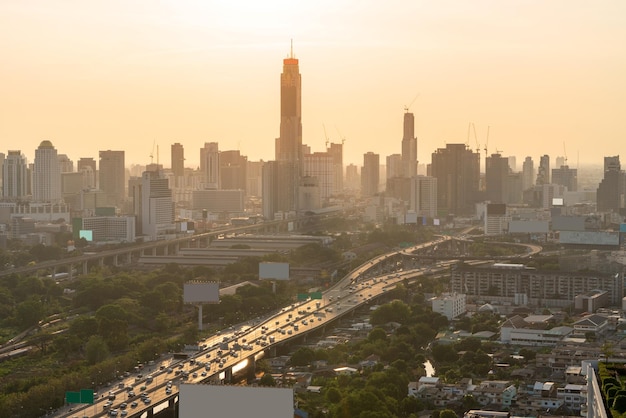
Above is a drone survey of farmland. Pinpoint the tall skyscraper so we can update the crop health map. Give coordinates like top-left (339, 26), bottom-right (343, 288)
top-left (33, 140), bottom-right (62, 202)
top-left (485, 153), bottom-right (510, 203)
top-left (401, 112), bottom-right (417, 177)
top-left (522, 156), bottom-right (534, 191)
top-left (141, 168), bottom-right (174, 240)
top-left (99, 150), bottom-right (125, 206)
top-left (304, 151), bottom-right (333, 202)
top-left (200, 142), bottom-right (220, 189)
top-left (410, 175), bottom-right (438, 218)
top-left (275, 45), bottom-right (302, 168)
top-left (386, 154), bottom-right (403, 180)
top-left (536, 154), bottom-right (550, 185)
top-left (220, 150), bottom-right (247, 192)
top-left (361, 152), bottom-right (380, 197)
top-left (171, 143), bottom-right (185, 178)
top-left (2, 150), bottom-right (28, 199)
top-left (552, 165), bottom-right (577, 191)
top-left (263, 45), bottom-right (304, 218)
top-left (430, 144), bottom-right (480, 215)
top-left (327, 142), bottom-right (344, 195)
top-left (597, 156), bottom-right (625, 212)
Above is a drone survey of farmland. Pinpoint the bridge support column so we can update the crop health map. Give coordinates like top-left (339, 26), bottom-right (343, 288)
top-left (114, 255), bottom-right (119, 267)
top-left (83, 261), bottom-right (88, 275)
top-left (68, 264), bottom-right (73, 279)
top-left (99, 258), bottom-right (104, 268)
top-left (164, 245), bottom-right (168, 256)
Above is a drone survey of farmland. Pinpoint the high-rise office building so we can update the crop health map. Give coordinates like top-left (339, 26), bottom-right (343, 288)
top-left (33, 140), bottom-right (62, 202)
top-left (171, 143), bottom-right (185, 178)
top-left (304, 151), bottom-right (333, 202)
top-left (597, 156), bottom-right (625, 212)
top-left (361, 152), bottom-right (380, 197)
top-left (430, 144), bottom-right (480, 215)
top-left (522, 156), bottom-right (534, 191)
top-left (345, 164), bottom-right (359, 191)
top-left (536, 154), bottom-right (550, 185)
top-left (552, 165), bottom-right (578, 192)
top-left (220, 150), bottom-right (247, 192)
top-left (485, 153), bottom-right (509, 203)
top-left (401, 112), bottom-right (417, 177)
top-left (99, 150), bottom-right (125, 206)
top-left (410, 175), bottom-right (437, 218)
top-left (141, 168), bottom-right (174, 240)
top-left (327, 142), bottom-right (343, 195)
top-left (200, 142), bottom-right (220, 189)
top-left (275, 46), bottom-right (302, 168)
top-left (77, 157), bottom-right (97, 189)
top-left (386, 154), bottom-right (403, 180)
top-left (262, 160), bottom-right (298, 219)
top-left (2, 150), bottom-right (28, 199)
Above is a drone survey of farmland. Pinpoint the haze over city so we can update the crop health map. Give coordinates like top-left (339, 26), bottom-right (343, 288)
top-left (1, 0), bottom-right (625, 167)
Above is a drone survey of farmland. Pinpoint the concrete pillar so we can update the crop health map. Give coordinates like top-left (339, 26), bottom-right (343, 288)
top-left (98, 258), bottom-right (104, 267)
top-left (114, 255), bottom-right (119, 267)
top-left (163, 245), bottom-right (168, 256)
top-left (83, 261), bottom-right (88, 275)
top-left (68, 264), bottom-right (73, 279)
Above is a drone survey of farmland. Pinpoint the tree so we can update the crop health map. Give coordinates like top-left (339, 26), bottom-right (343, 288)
top-left (259, 373), bottom-right (276, 387)
top-left (15, 297), bottom-right (45, 328)
top-left (326, 387), bottom-right (341, 403)
top-left (85, 335), bottom-right (110, 364)
top-left (368, 327), bottom-right (387, 342)
top-left (439, 409), bottom-right (458, 418)
top-left (290, 347), bottom-right (316, 367)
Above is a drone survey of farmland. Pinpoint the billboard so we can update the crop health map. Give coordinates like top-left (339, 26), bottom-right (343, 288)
top-left (487, 203), bottom-right (507, 215)
top-left (559, 230), bottom-right (619, 246)
top-left (179, 384), bottom-right (294, 418)
top-left (508, 220), bottom-right (549, 234)
top-left (183, 281), bottom-right (220, 303)
top-left (552, 197), bottom-right (564, 206)
top-left (259, 262), bottom-right (290, 280)
top-left (79, 230), bottom-right (93, 241)
top-left (552, 216), bottom-right (585, 232)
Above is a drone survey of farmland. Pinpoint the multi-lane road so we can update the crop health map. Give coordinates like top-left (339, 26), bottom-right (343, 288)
top-left (60, 234), bottom-right (514, 418)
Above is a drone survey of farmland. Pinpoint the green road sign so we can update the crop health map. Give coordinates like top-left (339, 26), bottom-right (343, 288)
top-left (80, 389), bottom-right (94, 404)
top-left (310, 292), bottom-right (322, 300)
top-left (66, 389), bottom-right (94, 404)
top-left (66, 392), bottom-right (80, 404)
top-left (297, 293), bottom-right (309, 301)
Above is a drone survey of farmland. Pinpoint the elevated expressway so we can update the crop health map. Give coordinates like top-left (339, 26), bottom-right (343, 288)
top-left (60, 236), bottom-right (541, 418)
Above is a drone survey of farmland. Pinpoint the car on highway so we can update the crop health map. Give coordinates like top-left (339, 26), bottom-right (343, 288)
top-left (130, 402), bottom-right (138, 408)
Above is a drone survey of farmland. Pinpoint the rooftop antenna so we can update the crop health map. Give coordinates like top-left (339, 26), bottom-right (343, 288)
top-left (150, 139), bottom-right (156, 164)
top-left (290, 39), bottom-right (294, 58)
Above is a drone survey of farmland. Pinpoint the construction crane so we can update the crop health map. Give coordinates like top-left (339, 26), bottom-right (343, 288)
top-left (323, 124), bottom-right (329, 149)
top-left (335, 126), bottom-right (347, 145)
top-left (563, 141), bottom-right (568, 166)
top-left (404, 93), bottom-right (420, 113)
top-left (149, 139), bottom-right (156, 164)
top-left (472, 123), bottom-right (480, 154)
top-left (483, 126), bottom-right (490, 158)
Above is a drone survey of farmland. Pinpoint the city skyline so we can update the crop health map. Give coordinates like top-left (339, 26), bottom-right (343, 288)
top-left (1, 1), bottom-right (625, 168)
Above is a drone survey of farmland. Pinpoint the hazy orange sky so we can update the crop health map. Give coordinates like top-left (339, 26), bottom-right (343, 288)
top-left (1, 0), bottom-right (625, 170)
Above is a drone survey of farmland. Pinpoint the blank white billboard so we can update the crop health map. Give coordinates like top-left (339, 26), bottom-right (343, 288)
top-left (179, 384), bottom-right (294, 418)
top-left (559, 230), bottom-right (619, 246)
top-left (508, 220), bottom-right (549, 234)
top-left (259, 262), bottom-right (290, 280)
top-left (183, 281), bottom-right (220, 303)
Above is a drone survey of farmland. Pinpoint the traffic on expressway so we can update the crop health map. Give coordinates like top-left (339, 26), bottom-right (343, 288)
top-left (60, 237), bottom-right (454, 418)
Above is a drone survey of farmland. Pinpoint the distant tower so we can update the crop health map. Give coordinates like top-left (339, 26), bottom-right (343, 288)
top-left (552, 165), bottom-right (578, 191)
top-left (401, 112), bottom-right (417, 177)
top-left (536, 154), bottom-right (550, 185)
top-left (327, 142), bottom-right (344, 195)
top-left (361, 152), bottom-right (380, 197)
top-left (522, 156), bottom-right (534, 191)
top-left (2, 150), bottom-right (28, 199)
top-left (77, 157), bottom-right (97, 189)
top-left (597, 156), bottom-right (625, 212)
top-left (57, 154), bottom-right (74, 173)
top-left (200, 142), bottom-right (220, 189)
top-left (171, 143), bottom-right (185, 178)
top-left (430, 144), bottom-right (480, 215)
top-left (486, 153), bottom-right (510, 203)
top-left (141, 169), bottom-right (174, 240)
top-left (386, 154), bottom-right (403, 180)
top-left (33, 140), bottom-right (62, 202)
top-left (99, 150), bottom-right (126, 206)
